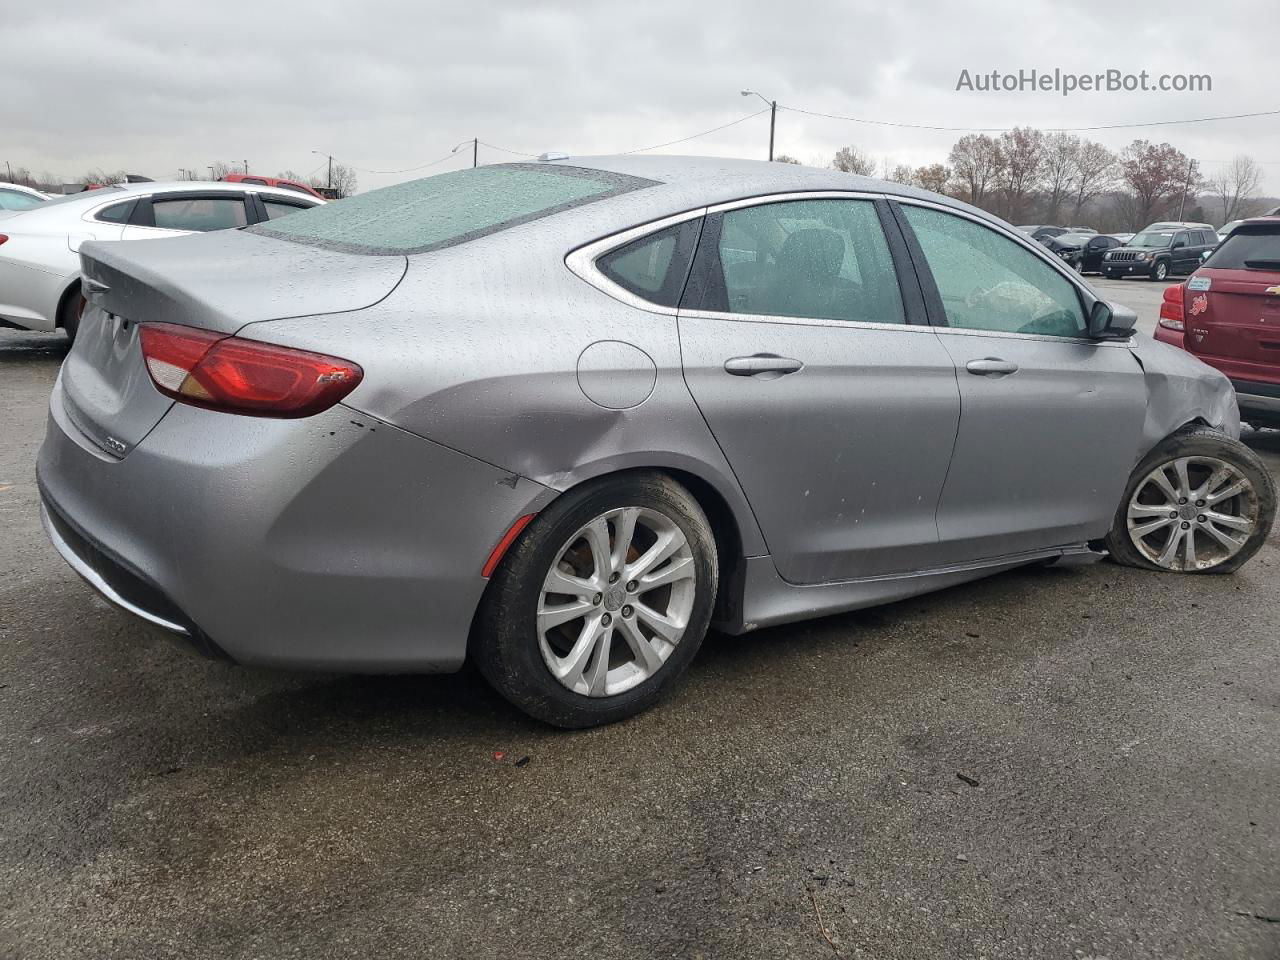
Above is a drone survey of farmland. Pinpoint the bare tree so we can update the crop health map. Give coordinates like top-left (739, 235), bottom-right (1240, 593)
top-left (1118, 140), bottom-right (1198, 228)
top-left (831, 145), bottom-right (876, 176)
top-left (325, 162), bottom-right (358, 198)
top-left (1070, 140), bottom-right (1117, 218)
top-left (914, 163), bottom-right (951, 194)
top-left (78, 169), bottom-right (127, 186)
top-left (1209, 155), bottom-right (1263, 223)
top-left (994, 127), bottom-right (1045, 221)
top-left (1040, 133), bottom-right (1080, 223)
top-left (948, 134), bottom-right (1004, 207)
top-left (888, 163), bottom-right (915, 185)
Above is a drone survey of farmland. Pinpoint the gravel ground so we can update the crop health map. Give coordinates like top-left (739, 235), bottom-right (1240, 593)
top-left (1, 328), bottom-right (1276, 960)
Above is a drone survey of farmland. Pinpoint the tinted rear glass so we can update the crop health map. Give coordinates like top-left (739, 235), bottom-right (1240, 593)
top-left (598, 219), bottom-right (702, 307)
top-left (251, 164), bottom-right (655, 255)
top-left (1204, 225), bottom-right (1280, 270)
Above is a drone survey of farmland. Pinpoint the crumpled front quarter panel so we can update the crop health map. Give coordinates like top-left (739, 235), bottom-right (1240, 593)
top-left (1128, 333), bottom-right (1241, 454)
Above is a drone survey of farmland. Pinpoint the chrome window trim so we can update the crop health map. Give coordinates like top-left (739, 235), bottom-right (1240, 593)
top-left (680, 308), bottom-right (933, 333)
top-left (565, 206), bottom-right (706, 315)
top-left (891, 195), bottom-right (1135, 344)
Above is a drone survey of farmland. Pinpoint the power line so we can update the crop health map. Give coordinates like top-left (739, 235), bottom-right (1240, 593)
top-left (477, 140), bottom-right (539, 158)
top-left (622, 109), bottom-right (771, 154)
top-left (782, 104), bottom-right (1280, 134)
top-left (342, 150), bottom-right (464, 176)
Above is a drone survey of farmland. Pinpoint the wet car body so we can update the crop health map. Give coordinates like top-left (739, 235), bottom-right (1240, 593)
top-left (36, 156), bottom-right (1251, 716)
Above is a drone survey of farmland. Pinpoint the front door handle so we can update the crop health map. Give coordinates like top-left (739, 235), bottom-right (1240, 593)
top-left (724, 354), bottom-right (804, 377)
top-left (965, 357), bottom-right (1019, 376)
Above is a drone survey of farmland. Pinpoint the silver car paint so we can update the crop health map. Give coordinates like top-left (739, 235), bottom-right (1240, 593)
top-left (38, 155), bottom-right (1241, 671)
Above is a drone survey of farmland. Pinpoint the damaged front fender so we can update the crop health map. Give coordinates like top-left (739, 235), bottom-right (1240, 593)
top-left (1127, 332), bottom-right (1240, 456)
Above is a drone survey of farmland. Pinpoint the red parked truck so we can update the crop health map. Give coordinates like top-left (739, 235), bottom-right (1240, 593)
top-left (220, 173), bottom-right (325, 200)
top-left (1158, 217), bottom-right (1280, 428)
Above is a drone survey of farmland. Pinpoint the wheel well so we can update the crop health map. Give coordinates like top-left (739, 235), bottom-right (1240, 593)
top-left (659, 468), bottom-right (746, 624)
top-left (54, 280), bottom-right (81, 330)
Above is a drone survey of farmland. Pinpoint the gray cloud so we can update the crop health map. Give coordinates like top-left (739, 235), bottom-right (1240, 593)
top-left (5, 0), bottom-right (1278, 193)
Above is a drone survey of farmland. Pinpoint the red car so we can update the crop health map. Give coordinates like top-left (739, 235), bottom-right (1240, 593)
top-left (1158, 217), bottom-right (1280, 428)
top-left (220, 173), bottom-right (325, 200)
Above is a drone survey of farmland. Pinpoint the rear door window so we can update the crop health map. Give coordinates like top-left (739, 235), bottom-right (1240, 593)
top-left (151, 196), bottom-right (249, 231)
top-left (250, 163), bottom-right (654, 255)
top-left (94, 200), bottom-right (136, 224)
top-left (684, 198), bottom-right (905, 324)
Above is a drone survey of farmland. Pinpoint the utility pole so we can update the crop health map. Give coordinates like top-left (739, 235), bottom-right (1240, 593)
top-left (244, 160), bottom-right (249, 175)
top-left (327, 154), bottom-right (333, 189)
top-left (740, 90), bottom-right (777, 161)
top-left (452, 139), bottom-right (478, 168)
top-left (4, 160), bottom-right (11, 182)
top-left (1177, 158), bottom-right (1198, 220)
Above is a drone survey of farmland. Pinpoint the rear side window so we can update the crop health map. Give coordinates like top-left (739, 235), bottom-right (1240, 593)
top-left (152, 196), bottom-right (248, 231)
top-left (597, 219), bottom-right (701, 308)
top-left (250, 164), bottom-right (655, 255)
top-left (1205, 225), bottom-right (1280, 270)
top-left (683, 198), bottom-right (905, 324)
top-left (94, 200), bottom-right (136, 223)
top-left (263, 199), bottom-right (311, 220)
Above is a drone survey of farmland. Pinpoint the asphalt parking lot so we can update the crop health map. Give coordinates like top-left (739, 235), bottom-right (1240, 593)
top-left (1, 324), bottom-right (1277, 960)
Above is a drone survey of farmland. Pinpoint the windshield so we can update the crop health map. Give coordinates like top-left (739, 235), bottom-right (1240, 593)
top-left (1056, 233), bottom-right (1091, 245)
top-left (250, 163), bottom-right (655, 255)
top-left (1129, 231), bottom-right (1174, 248)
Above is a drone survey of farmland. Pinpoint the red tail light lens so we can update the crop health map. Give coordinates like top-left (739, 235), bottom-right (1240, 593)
top-left (138, 322), bottom-right (362, 418)
top-left (1158, 283), bottom-right (1186, 331)
top-left (0, 235), bottom-right (9, 246)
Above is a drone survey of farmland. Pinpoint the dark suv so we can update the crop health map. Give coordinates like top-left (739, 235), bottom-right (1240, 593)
top-left (1101, 226), bottom-right (1218, 281)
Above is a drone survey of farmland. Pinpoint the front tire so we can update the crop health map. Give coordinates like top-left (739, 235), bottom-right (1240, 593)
top-left (1105, 426), bottom-right (1275, 574)
top-left (1152, 260), bottom-right (1169, 282)
top-left (472, 472), bottom-right (718, 727)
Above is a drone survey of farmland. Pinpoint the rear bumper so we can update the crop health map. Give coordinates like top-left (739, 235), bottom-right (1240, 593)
top-left (37, 380), bottom-right (554, 672)
top-left (1153, 323), bottom-right (1186, 350)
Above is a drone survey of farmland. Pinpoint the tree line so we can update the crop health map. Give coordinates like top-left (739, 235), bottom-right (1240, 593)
top-left (776, 129), bottom-right (1270, 232)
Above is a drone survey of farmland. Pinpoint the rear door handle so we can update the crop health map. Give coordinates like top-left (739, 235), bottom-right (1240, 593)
top-left (724, 355), bottom-right (804, 377)
top-left (965, 358), bottom-right (1019, 376)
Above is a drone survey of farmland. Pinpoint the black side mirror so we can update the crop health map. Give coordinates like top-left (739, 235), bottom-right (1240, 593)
top-left (1172, 240), bottom-right (1186, 250)
top-left (1088, 300), bottom-right (1137, 340)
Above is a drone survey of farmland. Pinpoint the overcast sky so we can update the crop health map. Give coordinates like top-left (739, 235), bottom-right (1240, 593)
top-left (5, 0), bottom-right (1279, 198)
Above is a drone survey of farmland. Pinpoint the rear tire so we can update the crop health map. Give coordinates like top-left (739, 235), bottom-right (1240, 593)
top-left (472, 472), bottom-right (718, 728)
top-left (59, 290), bottom-right (86, 344)
top-left (1105, 426), bottom-right (1275, 574)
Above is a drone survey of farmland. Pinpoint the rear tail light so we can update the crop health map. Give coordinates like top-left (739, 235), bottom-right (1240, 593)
top-left (138, 322), bottom-right (362, 418)
top-left (0, 235), bottom-right (8, 246)
top-left (1158, 283), bottom-right (1186, 331)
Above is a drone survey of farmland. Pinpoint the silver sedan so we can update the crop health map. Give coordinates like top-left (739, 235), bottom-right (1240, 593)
top-left (37, 156), bottom-right (1276, 726)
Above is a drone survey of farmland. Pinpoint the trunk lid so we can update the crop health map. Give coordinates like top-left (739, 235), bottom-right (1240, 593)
top-left (62, 230), bottom-right (405, 458)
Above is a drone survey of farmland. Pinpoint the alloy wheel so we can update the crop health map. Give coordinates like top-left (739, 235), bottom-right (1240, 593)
top-left (1126, 456), bottom-right (1259, 571)
top-left (536, 506), bottom-right (697, 697)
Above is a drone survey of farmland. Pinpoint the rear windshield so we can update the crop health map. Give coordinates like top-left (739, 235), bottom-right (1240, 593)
top-left (1204, 225), bottom-right (1280, 270)
top-left (32, 186), bottom-right (126, 209)
top-left (250, 163), bottom-right (655, 255)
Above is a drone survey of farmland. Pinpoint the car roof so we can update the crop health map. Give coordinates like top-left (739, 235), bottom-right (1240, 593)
top-left (538, 154), bottom-right (1009, 234)
top-left (0, 181), bottom-right (48, 197)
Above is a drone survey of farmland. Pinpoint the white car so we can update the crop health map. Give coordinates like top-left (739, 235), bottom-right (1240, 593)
top-left (0, 181), bottom-right (322, 340)
top-left (0, 182), bottom-right (50, 212)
